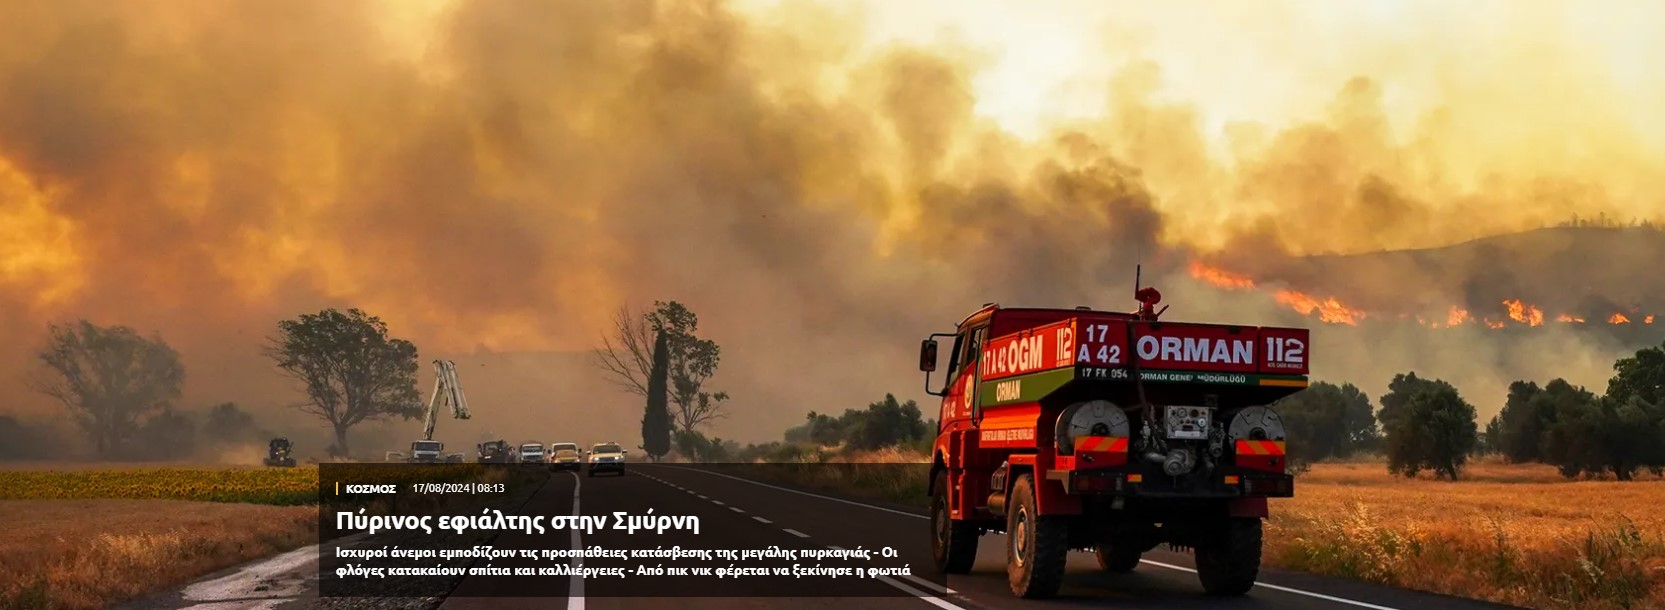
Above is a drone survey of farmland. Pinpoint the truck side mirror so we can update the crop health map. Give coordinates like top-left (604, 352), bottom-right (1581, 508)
top-left (919, 339), bottom-right (939, 372)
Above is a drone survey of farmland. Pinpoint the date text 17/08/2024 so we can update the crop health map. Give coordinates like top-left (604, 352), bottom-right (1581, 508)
top-left (334, 483), bottom-right (507, 494)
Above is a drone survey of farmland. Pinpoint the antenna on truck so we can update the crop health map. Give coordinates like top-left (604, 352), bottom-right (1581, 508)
top-left (1125, 264), bottom-right (1157, 425)
top-left (1133, 264), bottom-right (1168, 321)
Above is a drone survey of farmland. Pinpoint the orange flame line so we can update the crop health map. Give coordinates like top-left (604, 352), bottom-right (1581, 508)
top-left (1186, 260), bottom-right (1658, 329)
top-left (1186, 261), bottom-right (1256, 290)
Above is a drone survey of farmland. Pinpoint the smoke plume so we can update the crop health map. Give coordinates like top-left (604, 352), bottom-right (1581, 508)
top-left (2, 0), bottom-right (1663, 451)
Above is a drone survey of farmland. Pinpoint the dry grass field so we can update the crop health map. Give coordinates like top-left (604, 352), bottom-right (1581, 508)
top-left (747, 450), bottom-right (1665, 610)
top-left (0, 499), bottom-right (316, 610)
top-left (3, 456), bottom-right (1660, 610)
top-left (1268, 460), bottom-right (1665, 610)
top-left (0, 461), bottom-right (522, 610)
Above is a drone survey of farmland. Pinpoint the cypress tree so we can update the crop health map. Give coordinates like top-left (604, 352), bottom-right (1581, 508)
top-left (641, 330), bottom-right (672, 462)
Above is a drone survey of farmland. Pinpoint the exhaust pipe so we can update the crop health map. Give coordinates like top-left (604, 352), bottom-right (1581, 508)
top-left (987, 493), bottom-right (1006, 517)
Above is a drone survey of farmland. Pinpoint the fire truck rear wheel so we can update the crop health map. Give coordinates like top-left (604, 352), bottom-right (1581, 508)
top-left (1094, 544), bottom-right (1141, 572)
top-left (931, 473), bottom-right (979, 574)
top-left (1006, 473), bottom-right (1066, 599)
top-left (1195, 517), bottom-right (1263, 595)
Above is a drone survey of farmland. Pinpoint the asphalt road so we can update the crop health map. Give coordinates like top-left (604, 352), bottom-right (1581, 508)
top-left (122, 464), bottom-right (1526, 610)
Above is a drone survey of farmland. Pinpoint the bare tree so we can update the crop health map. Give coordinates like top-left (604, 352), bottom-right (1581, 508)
top-left (27, 320), bottom-right (185, 457)
top-left (591, 301), bottom-right (729, 433)
top-left (590, 304), bottom-right (656, 398)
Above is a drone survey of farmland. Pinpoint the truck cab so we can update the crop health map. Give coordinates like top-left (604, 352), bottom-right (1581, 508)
top-left (409, 440), bottom-right (444, 462)
top-left (918, 288), bottom-right (1309, 599)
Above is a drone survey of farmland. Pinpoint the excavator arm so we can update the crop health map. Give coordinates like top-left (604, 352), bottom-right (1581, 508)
top-left (421, 359), bottom-right (472, 441)
top-left (388, 359), bottom-right (473, 463)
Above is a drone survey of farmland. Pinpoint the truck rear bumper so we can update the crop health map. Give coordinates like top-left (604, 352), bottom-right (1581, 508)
top-left (1045, 468), bottom-right (1293, 498)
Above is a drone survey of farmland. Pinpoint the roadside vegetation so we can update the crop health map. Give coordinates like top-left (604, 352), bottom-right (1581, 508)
top-left (0, 466), bottom-right (319, 505)
top-left (1270, 459), bottom-right (1665, 610)
top-left (0, 499), bottom-right (316, 610)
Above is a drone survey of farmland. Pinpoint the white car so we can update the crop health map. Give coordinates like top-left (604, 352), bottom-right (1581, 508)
top-left (519, 442), bottom-right (546, 464)
top-left (587, 442), bottom-right (627, 477)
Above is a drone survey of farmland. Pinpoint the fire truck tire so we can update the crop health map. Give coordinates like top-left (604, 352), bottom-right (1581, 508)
top-left (1006, 473), bottom-right (1067, 599)
top-left (931, 474), bottom-right (979, 574)
top-left (1195, 517), bottom-right (1262, 595)
top-left (1094, 544), bottom-right (1141, 572)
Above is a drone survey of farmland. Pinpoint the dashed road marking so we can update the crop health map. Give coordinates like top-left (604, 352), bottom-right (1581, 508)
top-left (566, 471), bottom-right (584, 610)
top-left (1138, 560), bottom-right (1404, 610)
top-left (639, 467), bottom-right (971, 609)
top-left (729, 506), bottom-right (744, 513)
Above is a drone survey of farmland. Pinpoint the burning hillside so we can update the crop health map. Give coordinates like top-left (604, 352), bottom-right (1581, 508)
top-left (1187, 227), bottom-right (1665, 331)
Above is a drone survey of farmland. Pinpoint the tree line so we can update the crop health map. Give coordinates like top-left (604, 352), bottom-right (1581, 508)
top-left (1278, 341), bottom-right (1665, 480)
top-left (16, 309), bottom-right (437, 461)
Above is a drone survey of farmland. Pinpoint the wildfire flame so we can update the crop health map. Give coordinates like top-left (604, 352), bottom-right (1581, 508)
top-left (1273, 290), bottom-right (1364, 325)
top-left (1187, 261), bottom-right (1256, 291)
top-left (1187, 259), bottom-right (1657, 328)
top-left (1447, 306), bottom-right (1471, 327)
top-left (1503, 299), bottom-right (1545, 326)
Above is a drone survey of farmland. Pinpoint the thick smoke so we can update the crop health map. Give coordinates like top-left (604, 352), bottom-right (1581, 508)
top-left (1, 0), bottom-right (1662, 453)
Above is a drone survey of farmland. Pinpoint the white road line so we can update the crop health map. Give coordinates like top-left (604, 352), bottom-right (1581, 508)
top-left (712, 500), bottom-right (725, 506)
top-left (657, 465), bottom-right (926, 519)
top-left (650, 466), bottom-right (1402, 610)
top-left (869, 572), bottom-right (970, 610)
top-left (696, 494), bottom-right (708, 500)
top-left (729, 506), bottom-right (745, 513)
top-left (647, 470), bottom-right (966, 610)
top-left (1138, 560), bottom-right (1404, 610)
top-left (567, 471), bottom-right (584, 610)
top-left (824, 545), bottom-right (958, 596)
top-left (899, 573), bottom-right (957, 595)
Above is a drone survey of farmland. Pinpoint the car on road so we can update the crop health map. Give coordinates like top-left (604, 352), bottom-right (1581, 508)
top-left (477, 439), bottom-right (516, 463)
top-left (548, 442), bottom-right (582, 472)
top-left (519, 442), bottom-right (546, 464)
top-left (587, 442), bottom-right (627, 477)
